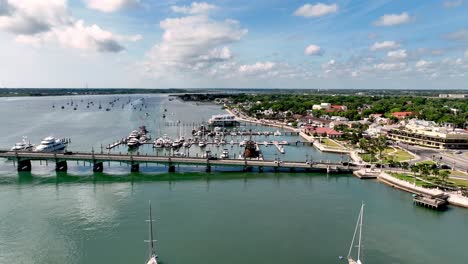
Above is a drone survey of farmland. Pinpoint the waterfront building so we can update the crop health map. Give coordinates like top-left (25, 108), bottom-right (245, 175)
top-left (387, 119), bottom-right (468, 149)
top-left (207, 114), bottom-right (239, 126)
top-left (304, 126), bottom-right (343, 138)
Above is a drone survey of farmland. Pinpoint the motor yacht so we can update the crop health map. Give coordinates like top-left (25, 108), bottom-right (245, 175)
top-left (127, 138), bottom-right (140, 148)
top-left (34, 137), bottom-right (66, 152)
top-left (11, 137), bottom-right (34, 151)
top-left (154, 138), bottom-right (164, 148)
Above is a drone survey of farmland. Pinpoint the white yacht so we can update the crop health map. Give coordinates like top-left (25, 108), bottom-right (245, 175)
top-left (274, 130), bottom-right (282, 136)
top-left (172, 139), bottom-right (181, 148)
top-left (198, 140), bottom-right (207, 148)
top-left (127, 138), bottom-right (140, 148)
top-left (34, 137), bottom-right (66, 152)
top-left (11, 137), bottom-right (34, 151)
top-left (154, 138), bottom-right (164, 148)
top-left (221, 149), bottom-right (229, 159)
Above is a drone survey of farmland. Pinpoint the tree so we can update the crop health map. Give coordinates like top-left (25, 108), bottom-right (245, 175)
top-left (439, 170), bottom-right (450, 185)
top-left (410, 164), bottom-right (420, 186)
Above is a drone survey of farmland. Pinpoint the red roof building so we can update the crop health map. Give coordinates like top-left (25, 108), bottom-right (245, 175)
top-left (392, 111), bottom-right (414, 119)
top-left (304, 126), bottom-right (343, 138)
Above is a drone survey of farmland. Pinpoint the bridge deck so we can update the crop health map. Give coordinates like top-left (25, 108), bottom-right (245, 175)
top-left (0, 150), bottom-right (356, 171)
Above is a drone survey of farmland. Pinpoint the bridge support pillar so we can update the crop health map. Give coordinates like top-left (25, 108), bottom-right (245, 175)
top-left (131, 163), bottom-right (140, 173)
top-left (17, 159), bottom-right (32, 172)
top-left (258, 166), bottom-right (263, 173)
top-left (206, 165), bottom-right (211, 173)
top-left (93, 162), bottom-right (104, 173)
top-left (274, 167), bottom-right (279, 172)
top-left (55, 161), bottom-right (67, 172)
top-left (168, 165), bottom-right (176, 173)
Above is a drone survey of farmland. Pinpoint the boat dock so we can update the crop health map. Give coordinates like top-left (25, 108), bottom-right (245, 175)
top-left (413, 193), bottom-right (449, 210)
top-left (0, 150), bottom-right (358, 174)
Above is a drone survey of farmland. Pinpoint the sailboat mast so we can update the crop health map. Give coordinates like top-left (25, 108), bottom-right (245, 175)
top-left (148, 201), bottom-right (155, 258)
top-left (347, 206), bottom-right (361, 258)
top-left (357, 203), bottom-right (364, 261)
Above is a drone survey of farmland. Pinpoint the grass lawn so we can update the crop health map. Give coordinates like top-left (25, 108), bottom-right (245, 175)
top-left (381, 148), bottom-right (415, 162)
top-left (417, 160), bottom-right (436, 165)
top-left (389, 173), bottom-right (432, 187)
top-left (391, 149), bottom-right (414, 162)
top-left (448, 178), bottom-right (468, 188)
top-left (321, 138), bottom-right (344, 149)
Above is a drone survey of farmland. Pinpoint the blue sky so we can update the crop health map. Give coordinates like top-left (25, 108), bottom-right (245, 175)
top-left (0, 0), bottom-right (467, 89)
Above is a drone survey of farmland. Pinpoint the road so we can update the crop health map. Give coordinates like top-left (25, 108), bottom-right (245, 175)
top-left (396, 142), bottom-right (468, 172)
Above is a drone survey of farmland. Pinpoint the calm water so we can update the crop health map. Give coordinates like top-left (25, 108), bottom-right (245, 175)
top-left (0, 95), bottom-right (467, 264)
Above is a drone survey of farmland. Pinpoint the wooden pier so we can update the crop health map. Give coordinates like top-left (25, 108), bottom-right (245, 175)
top-left (0, 150), bottom-right (358, 174)
top-left (413, 194), bottom-right (449, 210)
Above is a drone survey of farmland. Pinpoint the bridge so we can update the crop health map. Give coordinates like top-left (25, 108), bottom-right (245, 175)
top-left (0, 150), bottom-right (358, 173)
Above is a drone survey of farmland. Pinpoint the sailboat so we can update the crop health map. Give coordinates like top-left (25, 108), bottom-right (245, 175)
top-left (347, 203), bottom-right (364, 264)
top-left (145, 201), bottom-right (158, 264)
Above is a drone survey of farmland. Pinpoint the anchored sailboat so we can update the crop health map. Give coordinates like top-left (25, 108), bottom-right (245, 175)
top-left (347, 203), bottom-right (364, 264)
top-left (145, 201), bottom-right (158, 264)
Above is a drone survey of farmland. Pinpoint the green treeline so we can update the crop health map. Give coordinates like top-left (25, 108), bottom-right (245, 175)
top-left (227, 94), bottom-right (467, 128)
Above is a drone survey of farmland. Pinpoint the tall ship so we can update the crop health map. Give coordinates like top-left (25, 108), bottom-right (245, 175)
top-left (207, 114), bottom-right (239, 127)
top-left (34, 137), bottom-right (67, 152)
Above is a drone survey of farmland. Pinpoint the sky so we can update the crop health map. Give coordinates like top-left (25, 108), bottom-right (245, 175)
top-left (0, 0), bottom-right (467, 89)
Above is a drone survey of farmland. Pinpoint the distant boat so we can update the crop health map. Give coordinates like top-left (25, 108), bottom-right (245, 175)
top-left (347, 203), bottom-right (364, 264)
top-left (145, 201), bottom-right (158, 264)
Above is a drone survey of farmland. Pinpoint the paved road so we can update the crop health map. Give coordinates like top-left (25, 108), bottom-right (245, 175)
top-left (396, 143), bottom-right (468, 172)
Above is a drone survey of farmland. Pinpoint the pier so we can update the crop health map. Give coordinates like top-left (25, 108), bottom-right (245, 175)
top-left (413, 194), bottom-right (449, 210)
top-left (0, 150), bottom-right (358, 174)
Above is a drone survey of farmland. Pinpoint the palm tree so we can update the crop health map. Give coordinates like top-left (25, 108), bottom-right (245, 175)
top-left (439, 170), bottom-right (450, 186)
top-left (410, 164), bottom-right (420, 186)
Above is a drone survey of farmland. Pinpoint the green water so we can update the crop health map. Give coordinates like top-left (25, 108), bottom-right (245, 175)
top-left (0, 95), bottom-right (467, 263)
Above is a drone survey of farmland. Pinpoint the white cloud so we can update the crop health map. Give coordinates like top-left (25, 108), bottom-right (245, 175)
top-left (294, 3), bottom-right (338, 18)
top-left (145, 14), bottom-right (247, 76)
top-left (387, 49), bottom-right (407, 60)
top-left (446, 29), bottom-right (468, 42)
top-left (171, 2), bottom-right (216, 15)
top-left (85, 0), bottom-right (140, 13)
top-left (304, 44), bottom-right (322, 55)
top-left (0, 0), bottom-right (136, 52)
top-left (238, 61), bottom-right (276, 74)
top-left (0, 0), bottom-right (71, 35)
top-left (374, 62), bottom-right (406, 70)
top-left (370, 41), bottom-right (400, 51)
top-left (374, 12), bottom-right (411, 26)
top-left (415, 60), bottom-right (430, 68)
top-left (443, 0), bottom-right (463, 8)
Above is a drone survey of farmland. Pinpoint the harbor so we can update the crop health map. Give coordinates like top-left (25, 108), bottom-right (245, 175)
top-left (1, 94), bottom-right (468, 264)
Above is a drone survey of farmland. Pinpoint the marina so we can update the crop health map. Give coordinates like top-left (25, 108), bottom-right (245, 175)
top-left (0, 94), bottom-right (467, 264)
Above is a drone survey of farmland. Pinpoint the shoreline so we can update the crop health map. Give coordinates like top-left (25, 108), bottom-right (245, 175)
top-left (378, 171), bottom-right (468, 208)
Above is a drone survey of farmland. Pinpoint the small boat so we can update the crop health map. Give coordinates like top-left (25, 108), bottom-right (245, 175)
top-left (154, 138), bottom-right (164, 148)
top-left (145, 201), bottom-right (158, 264)
top-left (221, 149), bottom-right (229, 159)
top-left (172, 139), bottom-right (181, 148)
top-left (274, 130), bottom-right (282, 136)
top-left (263, 141), bottom-right (268, 146)
top-left (239, 140), bottom-right (246, 147)
top-left (346, 203), bottom-right (365, 264)
top-left (11, 137), bottom-right (34, 151)
top-left (198, 140), bottom-right (206, 148)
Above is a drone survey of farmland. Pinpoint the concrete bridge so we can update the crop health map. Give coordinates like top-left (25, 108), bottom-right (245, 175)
top-left (0, 150), bottom-right (358, 174)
